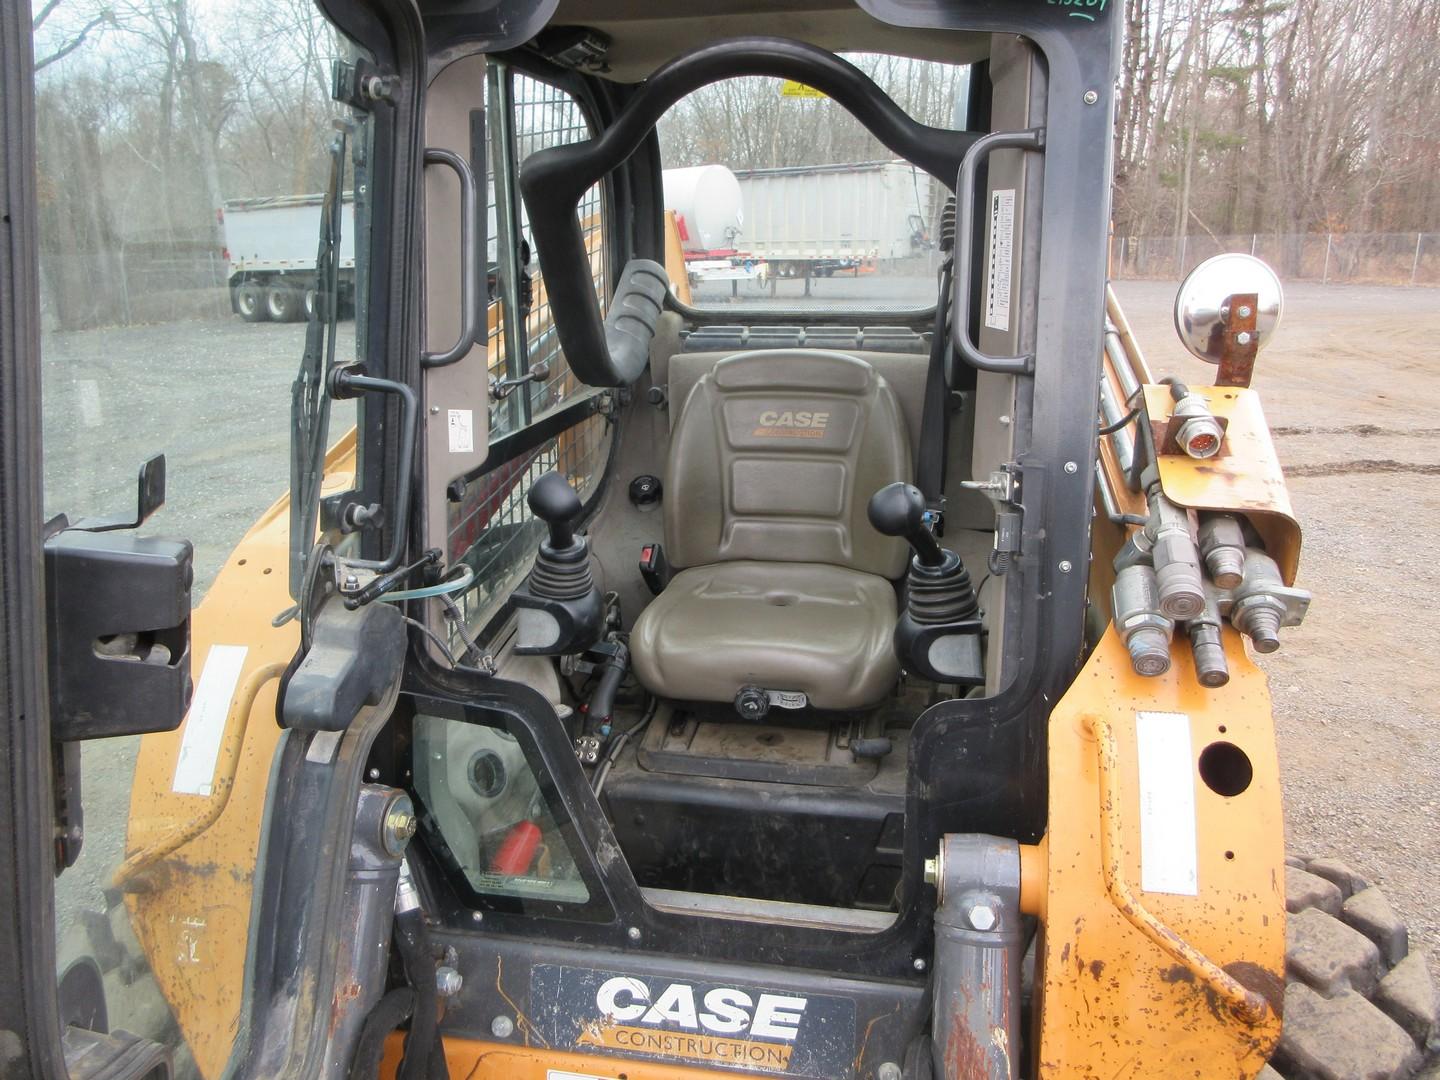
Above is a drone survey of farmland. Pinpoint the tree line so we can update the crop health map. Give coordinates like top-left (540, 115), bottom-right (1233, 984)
top-left (31, 0), bottom-right (1439, 329)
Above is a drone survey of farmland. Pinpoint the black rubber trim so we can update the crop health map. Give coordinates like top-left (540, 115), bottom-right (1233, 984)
top-left (459, 391), bottom-right (603, 487)
top-left (519, 36), bottom-right (984, 387)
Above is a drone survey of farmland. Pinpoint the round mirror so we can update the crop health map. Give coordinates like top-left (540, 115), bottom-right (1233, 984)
top-left (1173, 253), bottom-right (1284, 365)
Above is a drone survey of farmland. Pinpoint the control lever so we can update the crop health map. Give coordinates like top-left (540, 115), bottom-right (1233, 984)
top-left (511, 472), bottom-right (604, 655)
top-left (866, 482), bottom-right (945, 567)
top-left (867, 483), bottom-right (983, 685)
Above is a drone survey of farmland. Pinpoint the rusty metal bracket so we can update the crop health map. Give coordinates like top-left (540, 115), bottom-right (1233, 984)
top-left (1088, 714), bottom-right (1271, 1026)
top-left (1216, 291), bottom-right (1259, 387)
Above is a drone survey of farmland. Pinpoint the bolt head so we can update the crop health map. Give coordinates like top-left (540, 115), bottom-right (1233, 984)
top-left (1236, 331), bottom-right (1253, 346)
top-left (878, 1064), bottom-right (903, 1080)
top-left (491, 1014), bottom-right (515, 1039)
top-left (1237, 305), bottom-right (1253, 318)
top-left (967, 903), bottom-right (998, 931)
top-left (367, 767), bottom-right (380, 781)
top-left (471, 910), bottom-right (484, 923)
top-left (627, 926), bottom-right (642, 942)
top-left (912, 957), bottom-right (927, 972)
top-left (1064, 460), bottom-right (1078, 474)
top-left (923, 857), bottom-right (939, 887)
top-left (1059, 560), bottom-right (1073, 573)
top-left (1083, 89), bottom-right (1099, 105)
top-left (436, 966), bottom-right (463, 996)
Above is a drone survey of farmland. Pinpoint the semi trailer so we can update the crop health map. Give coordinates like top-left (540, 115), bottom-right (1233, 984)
top-left (221, 193), bottom-right (355, 322)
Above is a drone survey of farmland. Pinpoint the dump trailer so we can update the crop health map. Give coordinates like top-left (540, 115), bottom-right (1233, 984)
top-left (736, 160), bottom-right (937, 277)
top-left (221, 193), bottom-right (356, 322)
top-left (8, 5), bottom-right (1440, 1080)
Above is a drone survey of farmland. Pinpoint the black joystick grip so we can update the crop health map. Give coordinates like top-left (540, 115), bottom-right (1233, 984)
top-left (867, 482), bottom-right (944, 567)
top-left (528, 471), bottom-right (581, 550)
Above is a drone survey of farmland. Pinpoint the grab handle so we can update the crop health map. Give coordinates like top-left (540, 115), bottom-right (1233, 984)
top-left (952, 128), bottom-right (1046, 376)
top-left (421, 147), bottom-right (481, 369)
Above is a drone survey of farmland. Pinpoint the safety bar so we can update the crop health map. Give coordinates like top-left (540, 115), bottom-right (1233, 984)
top-left (1088, 714), bottom-right (1272, 1026)
top-left (952, 128), bottom-right (1046, 376)
top-left (519, 37), bottom-right (983, 387)
top-left (421, 147), bottom-right (481, 369)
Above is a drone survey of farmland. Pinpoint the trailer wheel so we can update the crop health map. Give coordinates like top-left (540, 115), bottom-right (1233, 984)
top-left (235, 283), bottom-right (268, 322)
top-left (302, 287), bottom-right (317, 321)
top-left (1266, 855), bottom-right (1438, 1080)
top-left (265, 285), bottom-right (303, 322)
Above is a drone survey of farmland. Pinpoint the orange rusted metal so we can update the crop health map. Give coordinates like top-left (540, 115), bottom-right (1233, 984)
top-left (379, 1034), bottom-right (744, 1079)
top-left (1034, 629), bottom-right (1285, 1078)
top-left (1144, 384), bottom-right (1302, 584)
top-left (121, 431), bottom-right (358, 1078)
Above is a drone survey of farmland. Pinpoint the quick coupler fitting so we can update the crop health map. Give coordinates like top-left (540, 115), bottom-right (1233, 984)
top-left (1229, 549), bottom-right (1292, 654)
top-left (1197, 513), bottom-right (1247, 589)
top-left (1186, 588), bottom-right (1230, 688)
top-left (1112, 564), bottom-right (1174, 677)
top-left (1147, 490), bottom-right (1206, 621)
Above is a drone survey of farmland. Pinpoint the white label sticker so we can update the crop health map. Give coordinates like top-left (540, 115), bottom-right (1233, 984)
top-left (447, 408), bottom-right (474, 454)
top-left (172, 645), bottom-right (248, 796)
top-left (984, 189), bottom-right (1016, 332)
top-left (1135, 711), bottom-right (1199, 896)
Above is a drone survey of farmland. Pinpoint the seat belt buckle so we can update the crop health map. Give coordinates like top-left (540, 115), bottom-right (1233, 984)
top-left (639, 543), bottom-right (671, 595)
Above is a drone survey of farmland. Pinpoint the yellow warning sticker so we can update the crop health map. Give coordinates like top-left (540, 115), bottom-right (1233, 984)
top-left (780, 80), bottom-right (826, 99)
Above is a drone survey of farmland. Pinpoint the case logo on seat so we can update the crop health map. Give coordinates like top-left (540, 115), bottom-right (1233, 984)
top-left (752, 410), bottom-right (830, 439)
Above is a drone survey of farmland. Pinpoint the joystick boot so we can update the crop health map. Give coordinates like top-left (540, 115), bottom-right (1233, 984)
top-left (867, 482), bottom-right (984, 685)
top-left (511, 472), bottom-right (604, 655)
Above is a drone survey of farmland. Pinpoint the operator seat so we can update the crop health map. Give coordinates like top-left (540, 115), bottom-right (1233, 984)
top-left (630, 350), bottom-right (911, 711)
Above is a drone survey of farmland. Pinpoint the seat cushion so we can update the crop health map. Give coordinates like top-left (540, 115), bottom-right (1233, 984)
top-left (630, 561), bottom-right (900, 711)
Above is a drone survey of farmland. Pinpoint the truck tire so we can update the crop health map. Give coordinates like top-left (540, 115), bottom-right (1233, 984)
top-left (235, 283), bottom-right (268, 322)
top-left (1267, 855), bottom-right (1438, 1080)
top-left (302, 287), bottom-right (317, 321)
top-left (265, 284), bottom-right (303, 323)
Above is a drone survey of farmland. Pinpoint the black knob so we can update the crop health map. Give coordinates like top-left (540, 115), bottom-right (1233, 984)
top-left (734, 685), bottom-right (771, 722)
top-left (867, 482), bottom-right (944, 567)
top-left (529, 471), bottom-right (581, 550)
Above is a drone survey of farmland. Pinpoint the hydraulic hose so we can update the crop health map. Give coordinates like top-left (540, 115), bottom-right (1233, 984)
top-left (394, 863), bottom-right (450, 1080)
top-left (586, 641), bottom-right (630, 728)
top-left (348, 988), bottom-right (414, 1080)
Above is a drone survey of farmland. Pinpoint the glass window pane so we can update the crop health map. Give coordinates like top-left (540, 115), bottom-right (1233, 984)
top-left (657, 53), bottom-right (968, 312)
top-left (34, 0), bottom-right (369, 1072)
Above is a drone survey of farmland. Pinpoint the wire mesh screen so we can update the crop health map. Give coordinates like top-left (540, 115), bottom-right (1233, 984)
top-left (446, 71), bottom-right (613, 640)
top-left (513, 73), bottom-right (608, 418)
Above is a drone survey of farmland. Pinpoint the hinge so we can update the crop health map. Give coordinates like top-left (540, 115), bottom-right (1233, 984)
top-left (962, 463), bottom-right (1024, 575)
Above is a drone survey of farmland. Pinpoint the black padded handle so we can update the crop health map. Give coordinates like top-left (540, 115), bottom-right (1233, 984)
top-left (519, 37), bottom-right (984, 388)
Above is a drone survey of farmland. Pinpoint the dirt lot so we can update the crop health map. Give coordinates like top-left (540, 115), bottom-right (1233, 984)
top-left (1116, 280), bottom-right (1440, 967)
top-left (41, 281), bottom-right (1439, 1004)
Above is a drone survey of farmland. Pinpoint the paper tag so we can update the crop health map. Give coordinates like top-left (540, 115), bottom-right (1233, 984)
top-left (984, 189), bottom-right (1016, 332)
top-left (1135, 711), bottom-right (1199, 896)
top-left (766, 690), bottom-right (808, 710)
top-left (172, 645), bottom-right (248, 796)
top-left (447, 408), bottom-right (474, 454)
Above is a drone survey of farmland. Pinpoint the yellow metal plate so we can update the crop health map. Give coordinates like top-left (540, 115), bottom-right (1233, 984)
top-left (1145, 384), bottom-right (1302, 584)
top-left (1036, 628), bottom-right (1285, 1078)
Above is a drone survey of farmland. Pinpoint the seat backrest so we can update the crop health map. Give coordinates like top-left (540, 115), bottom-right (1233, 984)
top-left (663, 349), bottom-right (911, 578)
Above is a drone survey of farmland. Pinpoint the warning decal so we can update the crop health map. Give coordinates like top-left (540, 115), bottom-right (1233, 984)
top-left (984, 188), bottom-right (1016, 332)
top-left (529, 964), bottom-right (856, 1077)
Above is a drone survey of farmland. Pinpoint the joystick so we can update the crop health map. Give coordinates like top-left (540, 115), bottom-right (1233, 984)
top-left (511, 472), bottom-right (603, 655)
top-left (867, 482), bottom-right (983, 684)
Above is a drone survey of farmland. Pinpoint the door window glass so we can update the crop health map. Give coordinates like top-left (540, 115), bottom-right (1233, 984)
top-left (33, 1), bottom-right (370, 1073)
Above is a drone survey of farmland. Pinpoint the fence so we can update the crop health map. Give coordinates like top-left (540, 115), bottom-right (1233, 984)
top-left (1111, 232), bottom-right (1439, 287)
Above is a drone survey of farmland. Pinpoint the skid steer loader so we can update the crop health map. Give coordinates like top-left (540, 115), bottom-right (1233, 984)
top-left (2, 1), bottom-right (1435, 1079)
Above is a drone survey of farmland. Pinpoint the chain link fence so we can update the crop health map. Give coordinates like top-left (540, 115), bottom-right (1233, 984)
top-left (1112, 232), bottom-right (1439, 287)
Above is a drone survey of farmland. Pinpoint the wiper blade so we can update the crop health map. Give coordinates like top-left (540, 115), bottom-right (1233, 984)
top-left (289, 123), bottom-right (349, 602)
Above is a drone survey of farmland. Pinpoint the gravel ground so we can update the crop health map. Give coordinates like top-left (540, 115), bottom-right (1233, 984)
top-left (42, 281), bottom-right (1440, 1011)
top-left (1115, 280), bottom-right (1440, 969)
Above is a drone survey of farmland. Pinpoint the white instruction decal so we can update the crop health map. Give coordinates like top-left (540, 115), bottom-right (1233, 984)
top-left (1135, 711), bottom-right (1199, 896)
top-left (172, 645), bottom-right (248, 796)
top-left (447, 408), bottom-right (474, 454)
top-left (984, 189), bottom-right (1016, 332)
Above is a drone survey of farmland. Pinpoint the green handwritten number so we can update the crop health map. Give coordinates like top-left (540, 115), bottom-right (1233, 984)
top-left (1045, 0), bottom-right (1107, 17)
